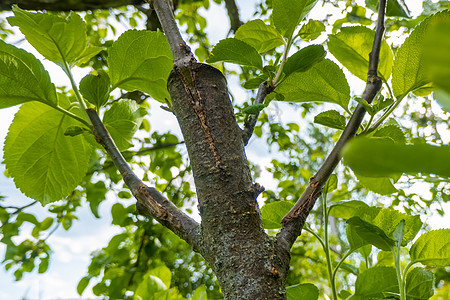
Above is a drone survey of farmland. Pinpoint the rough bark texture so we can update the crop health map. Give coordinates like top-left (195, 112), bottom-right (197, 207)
top-left (168, 62), bottom-right (289, 299)
top-left (0, 0), bottom-right (143, 11)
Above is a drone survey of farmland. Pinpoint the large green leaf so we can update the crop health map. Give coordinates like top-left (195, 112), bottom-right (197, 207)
top-left (234, 20), bottom-right (284, 53)
top-left (347, 217), bottom-right (395, 251)
top-left (108, 30), bottom-right (173, 103)
top-left (355, 174), bottom-right (398, 195)
top-left (3, 99), bottom-right (92, 204)
top-left (275, 59), bottom-right (350, 109)
top-left (327, 26), bottom-right (393, 81)
top-left (346, 223), bottom-right (369, 250)
top-left (352, 266), bottom-right (399, 299)
top-left (410, 229), bottom-right (450, 267)
top-left (207, 38), bottom-right (262, 69)
top-left (7, 6), bottom-right (101, 68)
top-left (329, 200), bottom-right (369, 219)
top-left (353, 206), bottom-right (422, 246)
top-left (261, 201), bottom-right (294, 229)
top-left (406, 268), bottom-right (434, 300)
top-left (103, 99), bottom-right (146, 151)
top-left (273, 0), bottom-right (319, 38)
top-left (0, 40), bottom-right (57, 109)
top-left (424, 14), bottom-right (450, 95)
top-left (342, 138), bottom-right (450, 178)
top-left (283, 45), bottom-right (326, 76)
top-left (134, 273), bottom-right (167, 300)
top-left (392, 11), bottom-right (450, 99)
top-left (286, 283), bottom-right (319, 300)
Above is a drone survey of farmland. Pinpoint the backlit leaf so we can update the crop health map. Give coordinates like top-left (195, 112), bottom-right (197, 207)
top-left (342, 138), bottom-right (450, 178)
top-left (313, 110), bottom-right (346, 130)
top-left (327, 26), bottom-right (393, 81)
top-left (298, 20), bottom-right (325, 41)
top-left (392, 11), bottom-right (450, 99)
top-left (275, 59), bottom-right (350, 109)
top-left (0, 40), bottom-right (57, 108)
top-left (79, 71), bottom-right (110, 108)
top-left (261, 201), bottom-right (294, 229)
top-left (207, 38), bottom-right (262, 69)
top-left (4, 99), bottom-right (92, 204)
top-left (8, 6), bottom-right (101, 68)
top-left (286, 283), bottom-right (319, 300)
top-left (273, 0), bottom-right (320, 38)
top-left (109, 30), bottom-right (173, 103)
top-left (410, 229), bottom-right (450, 267)
top-left (406, 268), bottom-right (434, 300)
top-left (235, 20), bottom-right (283, 53)
top-left (283, 45), bottom-right (326, 76)
top-left (103, 99), bottom-right (146, 151)
top-left (353, 266), bottom-right (398, 298)
top-left (347, 217), bottom-right (395, 251)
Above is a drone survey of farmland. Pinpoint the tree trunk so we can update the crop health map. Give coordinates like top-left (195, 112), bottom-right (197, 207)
top-left (167, 62), bottom-right (290, 299)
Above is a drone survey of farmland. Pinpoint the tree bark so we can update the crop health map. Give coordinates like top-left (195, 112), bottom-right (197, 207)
top-left (0, 0), bottom-right (144, 11)
top-left (167, 61), bottom-right (290, 299)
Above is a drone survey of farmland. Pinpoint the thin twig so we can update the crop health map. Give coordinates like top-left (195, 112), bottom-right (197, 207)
top-left (242, 82), bottom-right (273, 145)
top-left (86, 109), bottom-right (200, 250)
top-left (224, 0), bottom-right (243, 33)
top-left (277, 0), bottom-right (387, 250)
top-left (150, 0), bottom-right (195, 65)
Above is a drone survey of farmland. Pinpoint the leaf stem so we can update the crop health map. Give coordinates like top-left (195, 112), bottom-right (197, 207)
top-left (62, 63), bottom-right (91, 125)
top-left (322, 193), bottom-right (338, 300)
top-left (367, 94), bottom-right (405, 133)
top-left (392, 246), bottom-right (406, 300)
top-left (54, 105), bottom-right (91, 128)
top-left (331, 249), bottom-right (354, 286)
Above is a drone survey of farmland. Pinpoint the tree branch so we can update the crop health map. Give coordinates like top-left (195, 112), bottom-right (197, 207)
top-left (277, 0), bottom-right (387, 250)
top-left (86, 109), bottom-right (200, 250)
top-left (242, 82), bottom-right (273, 146)
top-left (0, 0), bottom-right (144, 11)
top-left (224, 0), bottom-right (243, 33)
top-left (150, 0), bottom-right (195, 66)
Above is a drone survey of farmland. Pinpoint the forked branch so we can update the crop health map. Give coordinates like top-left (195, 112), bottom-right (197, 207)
top-left (86, 109), bottom-right (200, 250)
top-left (224, 0), bottom-right (243, 33)
top-left (277, 0), bottom-right (387, 250)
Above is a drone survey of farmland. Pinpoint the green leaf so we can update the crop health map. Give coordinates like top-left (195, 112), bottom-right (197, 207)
top-left (346, 223), bottom-right (369, 250)
top-left (355, 173), bottom-right (398, 195)
top-left (286, 283), bottom-right (319, 300)
top-left (234, 20), bottom-right (284, 53)
top-left (275, 59), bottom-right (350, 109)
top-left (243, 103), bottom-right (266, 115)
top-left (283, 45), bottom-right (326, 76)
top-left (134, 274), bottom-right (168, 300)
top-left (328, 200), bottom-right (369, 219)
top-left (373, 124), bottom-right (406, 144)
top-left (434, 89), bottom-right (450, 112)
top-left (298, 19), bottom-right (325, 41)
top-left (16, 212), bottom-right (39, 225)
top-left (148, 265), bottom-right (172, 289)
top-left (313, 110), bottom-right (346, 130)
top-left (273, 0), bottom-right (320, 38)
top-left (38, 256), bottom-right (49, 273)
top-left (192, 285), bottom-right (208, 300)
top-left (79, 71), bottom-right (110, 108)
top-left (0, 40), bottom-right (57, 109)
top-left (261, 201), bottom-right (294, 229)
top-left (86, 181), bottom-right (107, 218)
top-left (207, 38), bottom-right (262, 69)
top-left (64, 126), bottom-right (89, 137)
top-left (392, 11), bottom-right (450, 98)
top-left (406, 268), bottom-right (434, 300)
top-left (103, 99), bottom-right (146, 151)
top-left (366, 0), bottom-right (410, 18)
top-left (327, 26), bottom-right (393, 81)
top-left (4, 100), bottom-right (92, 204)
top-left (342, 138), bottom-right (450, 178)
top-left (425, 13), bottom-right (450, 95)
top-left (353, 266), bottom-right (399, 298)
top-left (111, 203), bottom-right (127, 226)
top-left (108, 30), bottom-right (173, 103)
top-left (324, 174), bottom-right (338, 193)
top-left (410, 229), bottom-right (450, 267)
top-left (352, 206), bottom-right (422, 246)
top-left (347, 216), bottom-right (395, 251)
top-left (40, 217), bottom-right (54, 231)
top-left (8, 6), bottom-right (101, 68)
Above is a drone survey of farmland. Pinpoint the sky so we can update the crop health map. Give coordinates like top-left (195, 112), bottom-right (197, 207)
top-left (0, 0), bottom-right (449, 299)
